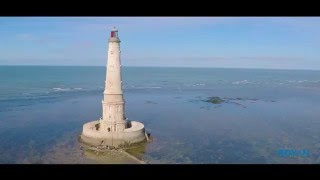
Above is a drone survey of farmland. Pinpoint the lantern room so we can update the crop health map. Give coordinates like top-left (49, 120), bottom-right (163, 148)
top-left (108, 26), bottom-right (120, 43)
top-left (110, 27), bottom-right (118, 38)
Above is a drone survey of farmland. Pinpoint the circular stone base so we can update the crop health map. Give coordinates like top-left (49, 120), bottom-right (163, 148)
top-left (80, 120), bottom-right (147, 148)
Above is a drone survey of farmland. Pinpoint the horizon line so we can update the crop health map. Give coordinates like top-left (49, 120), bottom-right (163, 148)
top-left (1, 64), bottom-right (320, 71)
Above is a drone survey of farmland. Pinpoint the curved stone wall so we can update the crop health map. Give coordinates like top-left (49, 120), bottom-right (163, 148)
top-left (81, 120), bottom-right (147, 147)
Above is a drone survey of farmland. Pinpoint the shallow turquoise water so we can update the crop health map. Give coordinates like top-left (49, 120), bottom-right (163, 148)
top-left (0, 66), bottom-right (320, 163)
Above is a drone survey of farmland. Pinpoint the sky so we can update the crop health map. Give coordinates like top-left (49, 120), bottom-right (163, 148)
top-left (1, 17), bottom-right (320, 70)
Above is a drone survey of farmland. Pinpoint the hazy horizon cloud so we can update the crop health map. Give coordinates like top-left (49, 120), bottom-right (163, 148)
top-left (1, 17), bottom-right (320, 70)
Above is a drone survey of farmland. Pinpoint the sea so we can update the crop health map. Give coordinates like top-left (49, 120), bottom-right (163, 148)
top-left (0, 66), bottom-right (320, 164)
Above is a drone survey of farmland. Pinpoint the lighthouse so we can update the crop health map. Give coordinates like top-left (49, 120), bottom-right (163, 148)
top-left (80, 27), bottom-right (147, 148)
top-left (100, 27), bottom-right (127, 132)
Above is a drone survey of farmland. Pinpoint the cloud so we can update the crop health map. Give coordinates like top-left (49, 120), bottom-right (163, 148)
top-left (62, 17), bottom-right (241, 33)
top-left (80, 41), bottom-right (93, 48)
top-left (236, 56), bottom-right (304, 61)
top-left (16, 33), bottom-right (36, 41)
top-left (15, 33), bottom-right (51, 44)
top-left (125, 56), bottom-right (303, 62)
top-left (72, 41), bottom-right (94, 49)
top-left (271, 17), bottom-right (320, 29)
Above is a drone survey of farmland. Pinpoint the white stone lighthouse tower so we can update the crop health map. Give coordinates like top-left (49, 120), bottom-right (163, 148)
top-left (100, 27), bottom-right (127, 133)
top-left (81, 27), bottom-right (147, 148)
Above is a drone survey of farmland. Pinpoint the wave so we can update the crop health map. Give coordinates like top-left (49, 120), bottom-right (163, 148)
top-left (52, 87), bottom-right (71, 92)
top-left (298, 80), bottom-right (308, 83)
top-left (287, 80), bottom-right (320, 83)
top-left (295, 86), bottom-right (320, 90)
top-left (232, 80), bottom-right (251, 85)
top-left (129, 86), bottom-right (162, 89)
top-left (73, 87), bottom-right (83, 90)
top-left (192, 83), bottom-right (206, 86)
top-left (52, 87), bottom-right (85, 92)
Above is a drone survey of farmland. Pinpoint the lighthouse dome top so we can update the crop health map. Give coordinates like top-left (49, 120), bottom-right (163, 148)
top-left (111, 26), bottom-right (118, 32)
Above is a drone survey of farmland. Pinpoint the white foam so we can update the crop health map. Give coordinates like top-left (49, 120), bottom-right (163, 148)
top-left (287, 80), bottom-right (319, 83)
top-left (52, 87), bottom-right (71, 92)
top-left (142, 86), bottom-right (161, 89)
top-left (232, 80), bottom-right (251, 85)
top-left (132, 86), bottom-right (162, 89)
top-left (298, 80), bottom-right (308, 83)
top-left (192, 83), bottom-right (205, 86)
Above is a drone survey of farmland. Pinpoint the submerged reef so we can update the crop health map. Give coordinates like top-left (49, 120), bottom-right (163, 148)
top-left (204, 97), bottom-right (225, 104)
top-left (196, 96), bottom-right (276, 109)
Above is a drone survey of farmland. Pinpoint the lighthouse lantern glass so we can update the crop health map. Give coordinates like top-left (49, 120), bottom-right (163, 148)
top-left (111, 31), bottom-right (118, 38)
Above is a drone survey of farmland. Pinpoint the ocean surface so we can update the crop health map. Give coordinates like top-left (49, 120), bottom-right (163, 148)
top-left (0, 66), bottom-right (320, 164)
